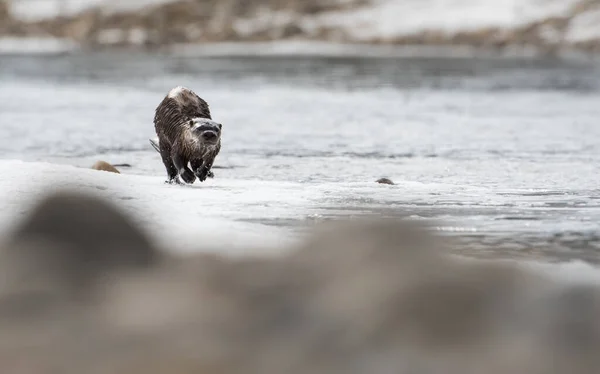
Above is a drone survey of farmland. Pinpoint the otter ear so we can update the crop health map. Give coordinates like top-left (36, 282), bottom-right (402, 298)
top-left (218, 123), bottom-right (223, 130)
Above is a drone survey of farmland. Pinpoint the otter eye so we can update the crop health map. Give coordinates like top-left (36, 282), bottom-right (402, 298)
top-left (188, 120), bottom-right (194, 127)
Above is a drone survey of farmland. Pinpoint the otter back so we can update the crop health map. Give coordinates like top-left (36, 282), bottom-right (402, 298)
top-left (153, 86), bottom-right (212, 145)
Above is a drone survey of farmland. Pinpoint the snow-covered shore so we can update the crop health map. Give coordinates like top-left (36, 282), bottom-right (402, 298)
top-left (2, 159), bottom-right (600, 289)
top-left (0, 159), bottom-right (305, 256)
top-left (0, 36), bottom-right (77, 54)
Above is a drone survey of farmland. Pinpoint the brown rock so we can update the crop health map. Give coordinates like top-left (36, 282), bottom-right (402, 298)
top-left (91, 160), bottom-right (120, 174)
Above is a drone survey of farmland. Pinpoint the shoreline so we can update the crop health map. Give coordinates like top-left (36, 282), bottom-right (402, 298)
top-left (0, 158), bottom-right (597, 265)
top-left (1, 38), bottom-right (599, 62)
top-left (3, 0), bottom-right (600, 62)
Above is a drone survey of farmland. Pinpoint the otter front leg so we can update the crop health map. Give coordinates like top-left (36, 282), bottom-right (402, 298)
top-left (191, 159), bottom-right (213, 182)
top-left (172, 153), bottom-right (196, 184)
top-left (159, 143), bottom-right (180, 184)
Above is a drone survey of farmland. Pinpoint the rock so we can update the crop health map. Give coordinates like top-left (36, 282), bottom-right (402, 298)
top-left (2, 190), bottom-right (160, 292)
top-left (376, 177), bottom-right (395, 185)
top-left (91, 160), bottom-right (120, 174)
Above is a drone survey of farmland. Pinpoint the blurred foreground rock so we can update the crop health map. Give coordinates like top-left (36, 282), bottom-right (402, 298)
top-left (0, 186), bottom-right (600, 373)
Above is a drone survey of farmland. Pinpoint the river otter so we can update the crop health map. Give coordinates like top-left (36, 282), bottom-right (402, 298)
top-left (152, 86), bottom-right (222, 184)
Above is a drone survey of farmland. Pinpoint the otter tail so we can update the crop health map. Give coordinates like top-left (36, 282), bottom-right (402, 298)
top-left (149, 137), bottom-right (160, 153)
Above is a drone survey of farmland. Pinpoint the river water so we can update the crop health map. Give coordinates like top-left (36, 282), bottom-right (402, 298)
top-left (1, 50), bottom-right (599, 262)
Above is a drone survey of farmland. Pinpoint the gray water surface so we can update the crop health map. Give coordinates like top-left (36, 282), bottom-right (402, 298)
top-left (1, 50), bottom-right (599, 262)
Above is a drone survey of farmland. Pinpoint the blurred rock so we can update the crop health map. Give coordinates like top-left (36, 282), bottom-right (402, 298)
top-left (2, 190), bottom-right (160, 293)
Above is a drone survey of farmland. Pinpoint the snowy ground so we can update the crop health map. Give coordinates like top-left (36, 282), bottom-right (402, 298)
top-left (0, 159), bottom-right (312, 256)
top-left (308, 0), bottom-right (578, 40)
top-left (0, 37), bottom-right (78, 55)
top-left (2, 159), bottom-right (600, 290)
top-left (166, 41), bottom-right (536, 58)
top-left (8, 0), bottom-right (176, 21)
top-left (0, 39), bottom-right (540, 58)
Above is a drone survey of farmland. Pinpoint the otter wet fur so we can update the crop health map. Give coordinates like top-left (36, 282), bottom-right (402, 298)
top-left (152, 86), bottom-right (222, 185)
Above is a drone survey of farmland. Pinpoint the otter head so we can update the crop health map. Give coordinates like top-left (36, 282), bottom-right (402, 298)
top-left (188, 118), bottom-right (222, 146)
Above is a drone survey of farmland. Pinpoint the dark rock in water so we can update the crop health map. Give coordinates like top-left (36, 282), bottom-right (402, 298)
top-left (376, 177), bottom-right (395, 185)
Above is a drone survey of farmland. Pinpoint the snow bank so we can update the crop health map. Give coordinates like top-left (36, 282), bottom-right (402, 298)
top-left (564, 7), bottom-right (600, 44)
top-left (9, 0), bottom-right (103, 21)
top-left (0, 37), bottom-right (78, 54)
top-left (229, 0), bottom-right (579, 42)
top-left (308, 0), bottom-right (577, 40)
top-left (9, 0), bottom-right (175, 21)
top-left (168, 41), bottom-right (496, 58)
top-left (0, 159), bottom-right (309, 257)
top-left (8, 0), bottom-right (580, 36)
top-left (6, 0), bottom-right (600, 54)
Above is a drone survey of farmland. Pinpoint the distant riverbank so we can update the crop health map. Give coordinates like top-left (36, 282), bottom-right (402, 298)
top-left (2, 0), bottom-right (600, 57)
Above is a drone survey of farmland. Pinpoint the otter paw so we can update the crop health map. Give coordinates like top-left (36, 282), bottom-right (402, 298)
top-left (207, 171), bottom-right (214, 179)
top-left (180, 170), bottom-right (196, 184)
top-left (195, 167), bottom-right (211, 182)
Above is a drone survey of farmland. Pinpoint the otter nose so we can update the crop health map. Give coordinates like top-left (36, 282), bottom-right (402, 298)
top-left (202, 131), bottom-right (217, 140)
